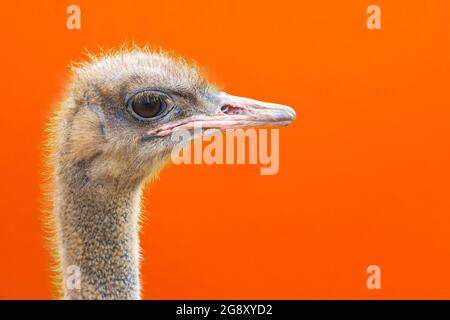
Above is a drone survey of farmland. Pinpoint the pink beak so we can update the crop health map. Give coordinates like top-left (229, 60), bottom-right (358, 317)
top-left (146, 92), bottom-right (296, 137)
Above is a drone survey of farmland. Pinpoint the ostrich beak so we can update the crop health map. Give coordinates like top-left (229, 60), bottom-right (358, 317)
top-left (146, 92), bottom-right (296, 137)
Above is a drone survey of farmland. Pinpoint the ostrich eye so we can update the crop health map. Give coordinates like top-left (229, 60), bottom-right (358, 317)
top-left (128, 91), bottom-right (168, 120)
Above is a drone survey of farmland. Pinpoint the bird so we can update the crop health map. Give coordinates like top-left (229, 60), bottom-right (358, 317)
top-left (45, 47), bottom-right (296, 300)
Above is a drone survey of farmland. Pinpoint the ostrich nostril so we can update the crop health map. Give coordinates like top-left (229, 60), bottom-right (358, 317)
top-left (221, 105), bottom-right (244, 115)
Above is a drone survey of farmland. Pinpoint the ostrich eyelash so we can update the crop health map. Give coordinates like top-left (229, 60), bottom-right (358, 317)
top-left (124, 87), bottom-right (170, 105)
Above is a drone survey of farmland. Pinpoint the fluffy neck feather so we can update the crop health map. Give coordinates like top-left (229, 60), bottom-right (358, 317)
top-left (54, 170), bottom-right (143, 300)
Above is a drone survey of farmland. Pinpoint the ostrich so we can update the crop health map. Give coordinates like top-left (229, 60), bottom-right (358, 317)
top-left (47, 47), bottom-right (296, 300)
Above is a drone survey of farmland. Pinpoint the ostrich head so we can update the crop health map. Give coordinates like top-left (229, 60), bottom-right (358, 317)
top-left (56, 49), bottom-right (295, 188)
top-left (51, 48), bottom-right (295, 299)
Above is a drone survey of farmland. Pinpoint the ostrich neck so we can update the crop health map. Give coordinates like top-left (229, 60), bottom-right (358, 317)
top-left (54, 172), bottom-right (143, 300)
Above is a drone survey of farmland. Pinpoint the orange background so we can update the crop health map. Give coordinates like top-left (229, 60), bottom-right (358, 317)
top-left (1, 0), bottom-right (450, 299)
